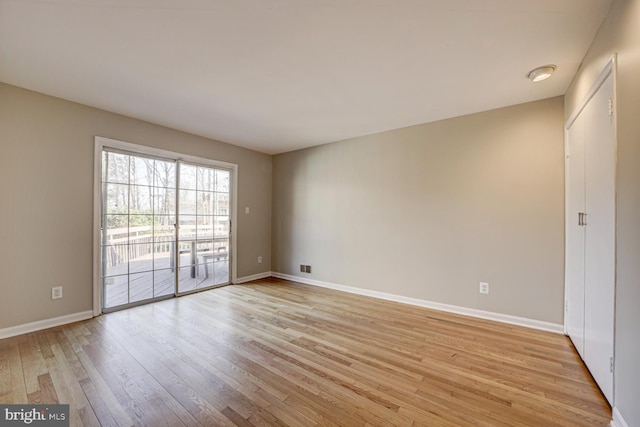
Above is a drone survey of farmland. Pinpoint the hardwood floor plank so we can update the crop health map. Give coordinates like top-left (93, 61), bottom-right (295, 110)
top-left (246, 406), bottom-right (290, 427)
top-left (0, 356), bottom-right (9, 396)
top-left (104, 316), bottom-right (248, 426)
top-left (221, 406), bottom-right (253, 427)
top-left (64, 329), bottom-right (135, 427)
top-left (0, 279), bottom-right (611, 426)
top-left (77, 405), bottom-right (103, 427)
top-left (1, 338), bottom-right (27, 404)
top-left (49, 328), bottom-right (89, 382)
top-left (78, 378), bottom-right (119, 427)
top-left (82, 338), bottom-right (188, 426)
top-left (18, 334), bottom-right (48, 395)
top-left (36, 331), bottom-right (55, 360)
top-left (43, 333), bottom-right (107, 427)
top-left (37, 372), bottom-right (59, 403)
top-left (27, 390), bottom-right (42, 404)
top-left (153, 306), bottom-right (368, 425)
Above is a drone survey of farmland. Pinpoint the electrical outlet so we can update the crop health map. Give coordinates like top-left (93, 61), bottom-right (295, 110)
top-left (479, 282), bottom-right (489, 295)
top-left (258, 256), bottom-right (263, 263)
top-left (52, 286), bottom-right (63, 300)
top-left (300, 264), bottom-right (305, 273)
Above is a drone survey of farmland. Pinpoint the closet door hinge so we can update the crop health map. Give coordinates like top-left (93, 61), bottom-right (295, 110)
top-left (608, 98), bottom-right (614, 116)
top-left (609, 356), bottom-right (614, 373)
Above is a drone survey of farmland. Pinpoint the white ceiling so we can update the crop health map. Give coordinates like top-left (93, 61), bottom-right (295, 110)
top-left (0, 0), bottom-right (611, 154)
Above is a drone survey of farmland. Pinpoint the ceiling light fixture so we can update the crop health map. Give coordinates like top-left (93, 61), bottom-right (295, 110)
top-left (526, 65), bottom-right (557, 82)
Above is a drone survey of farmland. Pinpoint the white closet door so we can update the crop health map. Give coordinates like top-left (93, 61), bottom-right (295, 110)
top-left (565, 115), bottom-right (586, 358)
top-left (583, 72), bottom-right (615, 404)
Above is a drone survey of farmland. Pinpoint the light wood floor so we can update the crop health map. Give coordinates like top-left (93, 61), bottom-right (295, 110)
top-left (0, 278), bottom-right (611, 426)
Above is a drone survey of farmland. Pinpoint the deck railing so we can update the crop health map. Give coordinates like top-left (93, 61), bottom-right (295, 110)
top-left (102, 225), bottom-right (226, 267)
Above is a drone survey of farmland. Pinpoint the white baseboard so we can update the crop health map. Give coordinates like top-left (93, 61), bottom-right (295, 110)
top-left (612, 407), bottom-right (629, 427)
top-left (235, 271), bottom-right (274, 284)
top-left (271, 272), bottom-right (564, 334)
top-left (0, 311), bottom-right (94, 340)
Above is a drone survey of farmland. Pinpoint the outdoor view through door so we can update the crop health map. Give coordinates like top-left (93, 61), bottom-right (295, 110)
top-left (101, 150), bottom-right (231, 311)
top-left (176, 163), bottom-right (230, 293)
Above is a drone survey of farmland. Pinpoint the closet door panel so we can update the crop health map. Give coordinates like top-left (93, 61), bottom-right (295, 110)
top-left (565, 116), bottom-right (586, 358)
top-left (583, 72), bottom-right (615, 404)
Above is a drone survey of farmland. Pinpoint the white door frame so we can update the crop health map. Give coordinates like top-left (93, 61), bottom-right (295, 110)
top-left (92, 136), bottom-right (239, 316)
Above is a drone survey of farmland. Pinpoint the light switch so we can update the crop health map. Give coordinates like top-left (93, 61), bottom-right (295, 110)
top-left (245, 207), bottom-right (250, 214)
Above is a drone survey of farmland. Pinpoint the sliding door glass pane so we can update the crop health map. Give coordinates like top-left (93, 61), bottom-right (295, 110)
top-left (180, 164), bottom-right (197, 190)
top-left (152, 160), bottom-right (176, 299)
top-left (154, 161), bottom-right (176, 189)
top-left (154, 269), bottom-right (174, 298)
top-left (102, 151), bottom-right (177, 310)
top-left (177, 164), bottom-right (231, 293)
top-left (103, 275), bottom-right (128, 309)
top-left (104, 152), bottom-right (129, 184)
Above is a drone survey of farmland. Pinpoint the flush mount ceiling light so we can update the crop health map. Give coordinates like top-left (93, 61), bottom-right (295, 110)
top-left (526, 65), bottom-right (557, 82)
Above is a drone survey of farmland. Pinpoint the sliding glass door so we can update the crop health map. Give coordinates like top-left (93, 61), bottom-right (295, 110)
top-left (100, 149), bottom-right (231, 311)
top-left (176, 163), bottom-right (230, 294)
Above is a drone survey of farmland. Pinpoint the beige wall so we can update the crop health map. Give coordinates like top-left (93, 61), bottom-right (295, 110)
top-left (565, 0), bottom-right (640, 424)
top-left (273, 97), bottom-right (565, 324)
top-left (0, 83), bottom-right (272, 329)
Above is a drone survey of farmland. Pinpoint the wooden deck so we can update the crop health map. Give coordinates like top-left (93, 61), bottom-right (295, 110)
top-left (104, 252), bottom-right (229, 308)
top-left (0, 278), bottom-right (611, 426)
